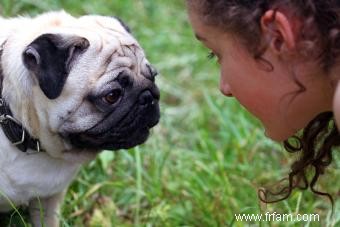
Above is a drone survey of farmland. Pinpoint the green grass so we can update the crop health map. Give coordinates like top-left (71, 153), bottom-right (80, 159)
top-left (0, 0), bottom-right (339, 226)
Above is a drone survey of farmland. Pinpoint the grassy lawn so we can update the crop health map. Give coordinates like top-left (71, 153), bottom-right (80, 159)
top-left (0, 0), bottom-right (339, 226)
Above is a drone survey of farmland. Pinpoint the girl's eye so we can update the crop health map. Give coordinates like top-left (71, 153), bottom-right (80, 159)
top-left (207, 52), bottom-right (216, 60)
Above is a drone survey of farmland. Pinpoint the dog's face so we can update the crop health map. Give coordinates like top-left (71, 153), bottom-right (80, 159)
top-left (3, 12), bottom-right (160, 156)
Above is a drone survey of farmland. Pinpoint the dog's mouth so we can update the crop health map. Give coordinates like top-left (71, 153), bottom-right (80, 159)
top-left (63, 96), bottom-right (160, 151)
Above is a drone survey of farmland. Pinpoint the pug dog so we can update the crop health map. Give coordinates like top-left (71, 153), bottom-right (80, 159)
top-left (0, 11), bottom-right (160, 226)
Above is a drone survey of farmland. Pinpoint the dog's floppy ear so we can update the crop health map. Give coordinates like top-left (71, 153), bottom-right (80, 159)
top-left (22, 34), bottom-right (89, 99)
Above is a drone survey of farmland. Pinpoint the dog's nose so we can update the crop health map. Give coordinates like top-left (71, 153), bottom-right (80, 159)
top-left (139, 90), bottom-right (155, 106)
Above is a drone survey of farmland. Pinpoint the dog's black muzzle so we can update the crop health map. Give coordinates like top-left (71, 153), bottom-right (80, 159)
top-left (67, 83), bottom-right (160, 150)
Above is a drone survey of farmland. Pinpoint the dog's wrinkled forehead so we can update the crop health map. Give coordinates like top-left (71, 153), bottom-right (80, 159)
top-left (73, 15), bottom-right (149, 80)
top-left (69, 15), bottom-right (148, 76)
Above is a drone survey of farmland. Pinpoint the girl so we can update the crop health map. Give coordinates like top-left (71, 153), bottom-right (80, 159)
top-left (186, 0), bottom-right (340, 204)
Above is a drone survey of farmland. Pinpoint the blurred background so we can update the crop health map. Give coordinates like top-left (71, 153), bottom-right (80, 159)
top-left (0, 0), bottom-right (339, 226)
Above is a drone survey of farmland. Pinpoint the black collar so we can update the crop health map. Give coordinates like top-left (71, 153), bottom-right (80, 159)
top-left (0, 41), bottom-right (43, 153)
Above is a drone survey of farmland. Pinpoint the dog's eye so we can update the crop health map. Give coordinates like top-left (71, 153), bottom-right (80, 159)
top-left (103, 89), bottom-right (122, 105)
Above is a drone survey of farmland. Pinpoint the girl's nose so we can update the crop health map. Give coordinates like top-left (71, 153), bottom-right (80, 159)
top-left (220, 82), bottom-right (233, 97)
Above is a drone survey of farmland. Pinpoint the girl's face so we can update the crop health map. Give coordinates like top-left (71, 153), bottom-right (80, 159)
top-left (188, 9), bottom-right (334, 141)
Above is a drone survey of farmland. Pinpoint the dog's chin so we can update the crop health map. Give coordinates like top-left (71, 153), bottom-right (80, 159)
top-left (67, 127), bottom-right (152, 151)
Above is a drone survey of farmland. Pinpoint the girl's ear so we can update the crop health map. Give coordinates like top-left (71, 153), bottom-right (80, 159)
top-left (261, 9), bottom-right (296, 55)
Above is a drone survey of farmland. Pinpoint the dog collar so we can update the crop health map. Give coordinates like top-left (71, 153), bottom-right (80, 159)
top-left (0, 41), bottom-right (44, 154)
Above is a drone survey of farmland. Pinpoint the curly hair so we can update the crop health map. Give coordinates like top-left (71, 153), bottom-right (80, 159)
top-left (187, 0), bottom-right (340, 205)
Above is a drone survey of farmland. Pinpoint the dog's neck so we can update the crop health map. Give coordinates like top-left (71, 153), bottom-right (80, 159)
top-left (0, 40), bottom-right (44, 153)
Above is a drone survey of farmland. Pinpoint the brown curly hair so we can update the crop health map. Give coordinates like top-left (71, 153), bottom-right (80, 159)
top-left (186, 0), bottom-right (340, 205)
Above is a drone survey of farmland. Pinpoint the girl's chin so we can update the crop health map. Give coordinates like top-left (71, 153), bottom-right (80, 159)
top-left (263, 128), bottom-right (295, 142)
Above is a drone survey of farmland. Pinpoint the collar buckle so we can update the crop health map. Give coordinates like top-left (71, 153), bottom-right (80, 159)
top-left (0, 113), bottom-right (25, 145)
top-left (0, 103), bottom-right (43, 153)
top-left (26, 141), bottom-right (42, 155)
